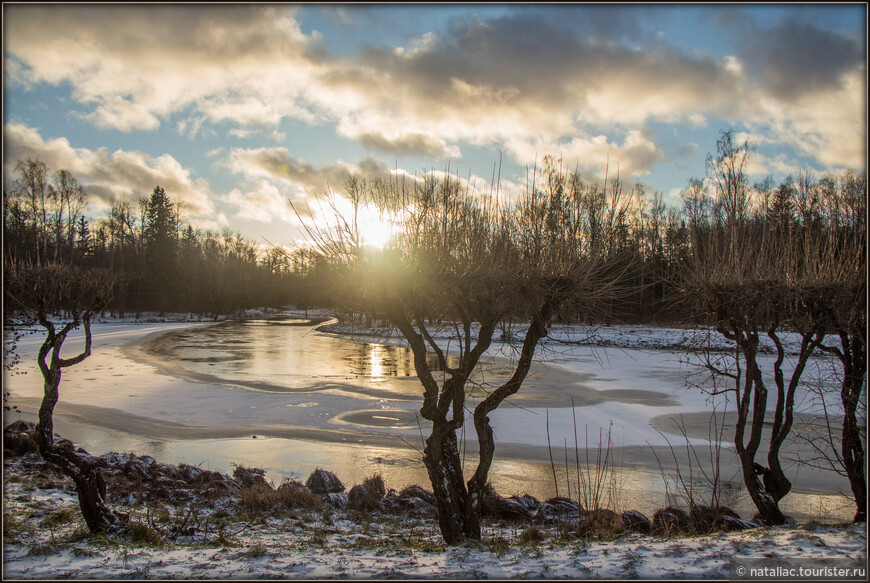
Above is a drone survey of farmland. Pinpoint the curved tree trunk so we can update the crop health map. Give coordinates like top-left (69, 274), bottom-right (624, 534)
top-left (840, 332), bottom-right (867, 523)
top-left (35, 313), bottom-right (123, 533)
top-left (465, 298), bottom-right (556, 539)
top-left (765, 328), bottom-right (824, 507)
top-left (730, 328), bottom-right (788, 525)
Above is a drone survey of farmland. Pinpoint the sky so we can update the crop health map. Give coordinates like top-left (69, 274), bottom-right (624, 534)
top-left (3, 3), bottom-right (867, 250)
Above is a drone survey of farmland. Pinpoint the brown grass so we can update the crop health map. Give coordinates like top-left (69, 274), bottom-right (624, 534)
top-left (239, 482), bottom-right (322, 515)
top-left (575, 508), bottom-right (623, 540)
top-left (518, 526), bottom-right (546, 543)
top-left (348, 475), bottom-right (386, 511)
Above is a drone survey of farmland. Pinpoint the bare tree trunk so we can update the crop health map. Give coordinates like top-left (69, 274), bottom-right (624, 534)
top-left (764, 328), bottom-right (824, 505)
top-left (466, 295), bottom-right (557, 538)
top-left (423, 425), bottom-right (468, 544)
top-left (730, 328), bottom-right (788, 525)
top-left (842, 372), bottom-right (866, 523)
top-left (837, 331), bottom-right (866, 522)
top-left (34, 313), bottom-right (123, 533)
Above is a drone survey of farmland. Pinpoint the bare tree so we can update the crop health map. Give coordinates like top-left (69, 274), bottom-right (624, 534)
top-left (686, 275), bottom-right (825, 524)
top-left (297, 166), bottom-right (620, 544)
top-left (797, 170), bottom-right (867, 522)
top-left (4, 261), bottom-right (123, 532)
top-left (706, 129), bottom-right (755, 229)
top-left (12, 159), bottom-right (49, 264)
top-left (682, 132), bottom-right (835, 525)
top-left (817, 291), bottom-right (867, 523)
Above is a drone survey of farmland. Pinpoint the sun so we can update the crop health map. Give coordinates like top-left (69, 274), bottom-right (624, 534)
top-left (320, 195), bottom-right (401, 250)
top-left (356, 204), bottom-right (396, 249)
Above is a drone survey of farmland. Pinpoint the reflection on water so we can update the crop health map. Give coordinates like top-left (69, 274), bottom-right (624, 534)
top-left (148, 317), bottom-right (460, 388)
top-left (345, 342), bottom-right (459, 378)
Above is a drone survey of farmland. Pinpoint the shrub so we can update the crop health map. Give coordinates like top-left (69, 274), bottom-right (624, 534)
top-left (576, 508), bottom-right (622, 540)
top-left (518, 526), bottom-right (546, 543)
top-left (232, 465), bottom-right (272, 489)
top-left (128, 521), bottom-right (164, 546)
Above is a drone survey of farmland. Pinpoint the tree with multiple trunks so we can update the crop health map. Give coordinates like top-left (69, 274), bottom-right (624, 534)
top-left (298, 163), bottom-right (623, 544)
top-left (789, 169), bottom-right (866, 523)
top-left (681, 130), bottom-right (866, 524)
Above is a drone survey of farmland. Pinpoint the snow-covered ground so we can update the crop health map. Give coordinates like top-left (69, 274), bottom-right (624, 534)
top-left (2, 457), bottom-right (866, 580)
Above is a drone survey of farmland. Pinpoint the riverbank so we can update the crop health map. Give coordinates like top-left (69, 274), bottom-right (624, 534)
top-left (3, 445), bottom-right (866, 580)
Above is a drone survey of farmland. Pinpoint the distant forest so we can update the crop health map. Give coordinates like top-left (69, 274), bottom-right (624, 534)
top-left (3, 139), bottom-right (866, 324)
top-left (3, 160), bottom-right (309, 318)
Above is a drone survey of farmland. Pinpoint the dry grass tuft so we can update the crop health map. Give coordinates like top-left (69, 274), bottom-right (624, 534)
top-left (128, 520), bottom-right (165, 546)
top-left (232, 465), bottom-right (272, 489)
top-left (348, 474), bottom-right (386, 511)
top-left (576, 508), bottom-right (623, 540)
top-left (240, 482), bottom-right (322, 515)
top-left (518, 526), bottom-right (546, 543)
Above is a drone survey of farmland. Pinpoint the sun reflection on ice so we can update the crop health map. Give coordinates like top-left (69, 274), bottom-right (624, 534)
top-left (369, 344), bottom-right (384, 378)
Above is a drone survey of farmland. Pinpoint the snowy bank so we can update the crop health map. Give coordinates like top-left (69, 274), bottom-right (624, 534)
top-left (3, 449), bottom-right (866, 580)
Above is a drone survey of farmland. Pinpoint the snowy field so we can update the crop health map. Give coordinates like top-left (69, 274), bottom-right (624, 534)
top-left (2, 460), bottom-right (866, 580)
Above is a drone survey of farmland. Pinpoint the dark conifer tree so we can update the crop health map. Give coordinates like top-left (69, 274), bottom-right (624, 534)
top-left (143, 186), bottom-right (177, 313)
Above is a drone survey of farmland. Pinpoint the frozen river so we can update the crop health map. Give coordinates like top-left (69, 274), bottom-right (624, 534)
top-left (3, 315), bottom-right (856, 522)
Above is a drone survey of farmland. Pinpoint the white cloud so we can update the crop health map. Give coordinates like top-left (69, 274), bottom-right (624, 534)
top-left (3, 123), bottom-right (216, 216)
top-left (223, 180), bottom-right (296, 224)
top-left (688, 113), bottom-right (707, 128)
top-left (502, 130), bottom-right (665, 178)
top-left (83, 96), bottom-right (161, 132)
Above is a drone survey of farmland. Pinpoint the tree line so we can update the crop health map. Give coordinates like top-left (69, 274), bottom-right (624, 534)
top-left (6, 145), bottom-right (863, 327)
top-left (3, 160), bottom-right (312, 318)
top-left (300, 145), bottom-right (865, 331)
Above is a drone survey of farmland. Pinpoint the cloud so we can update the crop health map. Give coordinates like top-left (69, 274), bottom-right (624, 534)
top-left (222, 147), bottom-right (393, 195)
top-left (223, 180), bottom-right (297, 224)
top-left (4, 4), bottom-right (865, 180)
top-left (502, 130), bottom-right (666, 178)
top-left (3, 123), bottom-right (216, 216)
top-left (744, 69), bottom-right (866, 170)
top-left (307, 11), bottom-right (751, 172)
top-left (4, 4), bottom-right (317, 132)
top-left (354, 131), bottom-right (458, 158)
top-left (219, 147), bottom-right (400, 221)
top-left (83, 96), bottom-right (161, 132)
top-left (218, 148), bottom-right (519, 223)
top-left (735, 16), bottom-right (865, 102)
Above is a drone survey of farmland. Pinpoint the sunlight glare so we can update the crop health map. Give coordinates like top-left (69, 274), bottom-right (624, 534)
top-left (320, 195), bottom-right (403, 250)
top-left (357, 205), bottom-right (395, 249)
